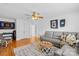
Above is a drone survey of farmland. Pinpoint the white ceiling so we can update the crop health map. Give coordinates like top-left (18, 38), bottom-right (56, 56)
top-left (0, 3), bottom-right (79, 19)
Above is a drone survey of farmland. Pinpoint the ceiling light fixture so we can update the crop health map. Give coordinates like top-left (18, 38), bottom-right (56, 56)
top-left (32, 12), bottom-right (43, 20)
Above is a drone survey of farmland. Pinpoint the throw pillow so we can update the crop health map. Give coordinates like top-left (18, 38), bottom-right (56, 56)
top-left (66, 34), bottom-right (72, 43)
top-left (60, 34), bottom-right (66, 46)
top-left (69, 34), bottom-right (76, 46)
top-left (66, 34), bottom-right (76, 46)
top-left (60, 34), bottom-right (66, 42)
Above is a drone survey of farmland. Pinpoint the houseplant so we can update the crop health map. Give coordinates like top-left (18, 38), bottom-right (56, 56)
top-left (0, 40), bottom-right (7, 47)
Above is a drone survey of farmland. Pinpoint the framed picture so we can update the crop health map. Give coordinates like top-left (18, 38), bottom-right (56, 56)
top-left (0, 21), bottom-right (15, 29)
top-left (50, 20), bottom-right (58, 29)
top-left (60, 19), bottom-right (65, 27)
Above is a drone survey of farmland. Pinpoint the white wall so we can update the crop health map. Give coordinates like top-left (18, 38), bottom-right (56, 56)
top-left (16, 12), bottom-right (79, 40)
top-left (0, 18), bottom-right (15, 33)
top-left (36, 12), bottom-right (79, 35)
top-left (16, 19), bottom-right (32, 40)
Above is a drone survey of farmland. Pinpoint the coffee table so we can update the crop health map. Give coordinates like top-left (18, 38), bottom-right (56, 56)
top-left (40, 41), bottom-right (54, 55)
top-left (40, 41), bottom-right (54, 48)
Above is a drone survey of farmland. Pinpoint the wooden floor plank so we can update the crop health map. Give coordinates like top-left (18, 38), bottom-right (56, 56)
top-left (0, 38), bottom-right (31, 56)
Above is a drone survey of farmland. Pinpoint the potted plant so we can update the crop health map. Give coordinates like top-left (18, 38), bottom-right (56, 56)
top-left (0, 40), bottom-right (7, 47)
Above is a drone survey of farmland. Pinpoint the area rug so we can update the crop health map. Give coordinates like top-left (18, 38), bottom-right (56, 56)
top-left (14, 43), bottom-right (45, 56)
top-left (14, 43), bottom-right (79, 56)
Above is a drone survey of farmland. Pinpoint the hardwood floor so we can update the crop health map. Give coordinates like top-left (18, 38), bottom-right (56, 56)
top-left (0, 38), bottom-right (31, 56)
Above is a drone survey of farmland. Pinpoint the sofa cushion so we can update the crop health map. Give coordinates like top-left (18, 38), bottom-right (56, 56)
top-left (63, 32), bottom-right (69, 35)
top-left (55, 44), bottom-right (78, 56)
top-left (76, 33), bottom-right (79, 39)
top-left (62, 44), bottom-right (78, 56)
top-left (52, 36), bottom-right (59, 39)
top-left (40, 35), bottom-right (51, 40)
top-left (45, 31), bottom-right (53, 38)
top-left (64, 32), bottom-right (77, 36)
top-left (40, 35), bottom-right (60, 44)
top-left (70, 32), bottom-right (77, 36)
top-left (54, 47), bottom-right (64, 56)
top-left (51, 39), bottom-right (60, 44)
top-left (53, 32), bottom-right (63, 37)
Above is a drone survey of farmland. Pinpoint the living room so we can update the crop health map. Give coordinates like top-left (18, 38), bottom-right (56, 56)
top-left (0, 3), bottom-right (79, 56)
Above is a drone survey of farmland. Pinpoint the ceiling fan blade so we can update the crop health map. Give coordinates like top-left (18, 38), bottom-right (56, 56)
top-left (24, 14), bottom-right (31, 16)
top-left (24, 11), bottom-right (44, 20)
top-left (39, 16), bottom-right (43, 18)
top-left (25, 16), bottom-right (32, 19)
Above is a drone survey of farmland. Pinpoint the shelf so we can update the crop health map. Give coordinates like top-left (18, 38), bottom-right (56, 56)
top-left (0, 32), bottom-right (13, 40)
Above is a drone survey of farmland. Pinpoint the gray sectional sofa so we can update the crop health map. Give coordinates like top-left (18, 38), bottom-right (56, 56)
top-left (40, 31), bottom-right (79, 48)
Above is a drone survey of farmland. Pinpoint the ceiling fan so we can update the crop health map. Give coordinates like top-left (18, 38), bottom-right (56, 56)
top-left (24, 11), bottom-right (44, 20)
